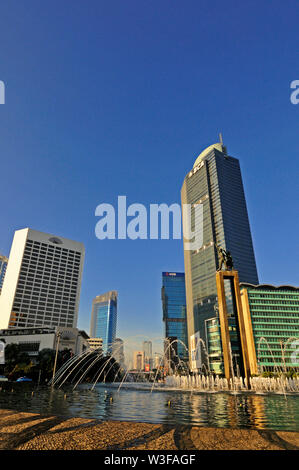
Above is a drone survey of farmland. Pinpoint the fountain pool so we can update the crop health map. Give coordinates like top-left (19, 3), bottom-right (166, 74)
top-left (0, 381), bottom-right (299, 432)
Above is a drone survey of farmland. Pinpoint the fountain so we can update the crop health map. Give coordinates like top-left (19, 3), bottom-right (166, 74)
top-left (50, 342), bottom-right (124, 390)
top-left (49, 336), bottom-right (299, 396)
top-left (3, 335), bottom-right (299, 433)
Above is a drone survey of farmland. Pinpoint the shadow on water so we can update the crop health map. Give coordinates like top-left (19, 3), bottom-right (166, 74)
top-left (0, 382), bottom-right (299, 432)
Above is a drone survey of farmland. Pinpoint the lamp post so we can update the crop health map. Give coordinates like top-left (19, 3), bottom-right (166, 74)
top-left (52, 331), bottom-right (61, 387)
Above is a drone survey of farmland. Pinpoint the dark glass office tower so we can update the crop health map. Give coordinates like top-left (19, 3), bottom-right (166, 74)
top-left (162, 272), bottom-right (188, 363)
top-left (90, 291), bottom-right (117, 355)
top-left (181, 142), bottom-right (258, 369)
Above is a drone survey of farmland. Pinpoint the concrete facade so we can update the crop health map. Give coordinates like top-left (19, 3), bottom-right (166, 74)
top-left (0, 326), bottom-right (89, 359)
top-left (0, 228), bottom-right (85, 330)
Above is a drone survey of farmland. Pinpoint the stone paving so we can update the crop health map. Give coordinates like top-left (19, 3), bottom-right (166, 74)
top-left (0, 409), bottom-right (299, 450)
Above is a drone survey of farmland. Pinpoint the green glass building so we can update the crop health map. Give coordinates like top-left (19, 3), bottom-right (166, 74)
top-left (205, 317), bottom-right (242, 375)
top-left (206, 284), bottom-right (299, 375)
top-left (240, 284), bottom-right (299, 372)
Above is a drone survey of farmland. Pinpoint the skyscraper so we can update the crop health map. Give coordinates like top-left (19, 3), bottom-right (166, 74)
top-left (90, 291), bottom-right (117, 355)
top-left (0, 228), bottom-right (85, 330)
top-left (0, 254), bottom-right (8, 294)
top-left (162, 272), bottom-right (188, 363)
top-left (143, 340), bottom-right (152, 370)
top-left (133, 350), bottom-right (145, 371)
top-left (181, 141), bottom-right (258, 367)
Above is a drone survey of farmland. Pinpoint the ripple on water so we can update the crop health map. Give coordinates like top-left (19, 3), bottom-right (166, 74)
top-left (0, 382), bottom-right (298, 431)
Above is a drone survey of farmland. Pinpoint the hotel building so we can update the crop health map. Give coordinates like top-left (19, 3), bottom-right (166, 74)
top-left (0, 228), bottom-right (85, 330)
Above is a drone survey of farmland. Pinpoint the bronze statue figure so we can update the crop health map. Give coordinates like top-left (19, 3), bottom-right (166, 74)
top-left (215, 244), bottom-right (234, 271)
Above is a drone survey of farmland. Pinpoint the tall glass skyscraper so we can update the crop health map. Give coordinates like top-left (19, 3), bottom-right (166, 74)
top-left (181, 141), bottom-right (258, 368)
top-left (143, 340), bottom-right (152, 369)
top-left (162, 272), bottom-right (188, 362)
top-left (90, 291), bottom-right (117, 355)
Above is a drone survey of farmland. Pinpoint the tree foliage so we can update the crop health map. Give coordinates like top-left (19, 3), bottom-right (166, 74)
top-left (1, 343), bottom-right (123, 384)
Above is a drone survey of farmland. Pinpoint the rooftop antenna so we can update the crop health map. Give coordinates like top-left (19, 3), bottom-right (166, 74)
top-left (219, 132), bottom-right (228, 156)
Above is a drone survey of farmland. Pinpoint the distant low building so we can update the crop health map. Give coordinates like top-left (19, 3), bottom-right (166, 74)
top-left (87, 337), bottom-right (103, 351)
top-left (0, 326), bottom-right (89, 361)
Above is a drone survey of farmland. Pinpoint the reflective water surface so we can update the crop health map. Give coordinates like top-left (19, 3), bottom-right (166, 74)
top-left (0, 382), bottom-right (299, 431)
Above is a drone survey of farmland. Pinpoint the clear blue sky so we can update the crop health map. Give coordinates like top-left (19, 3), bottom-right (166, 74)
top-left (0, 1), bottom-right (298, 357)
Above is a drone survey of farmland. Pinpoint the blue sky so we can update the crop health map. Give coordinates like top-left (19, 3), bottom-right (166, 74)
top-left (0, 1), bottom-right (298, 358)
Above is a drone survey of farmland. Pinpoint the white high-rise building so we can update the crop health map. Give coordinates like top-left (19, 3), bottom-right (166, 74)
top-left (0, 228), bottom-right (85, 330)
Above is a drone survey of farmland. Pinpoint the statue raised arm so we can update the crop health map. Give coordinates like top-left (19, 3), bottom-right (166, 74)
top-left (215, 243), bottom-right (234, 271)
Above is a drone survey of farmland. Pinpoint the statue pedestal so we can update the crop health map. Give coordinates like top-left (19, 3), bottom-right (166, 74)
top-left (216, 270), bottom-right (257, 384)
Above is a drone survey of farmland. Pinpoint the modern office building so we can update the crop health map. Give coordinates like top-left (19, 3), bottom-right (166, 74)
top-left (112, 338), bottom-right (125, 365)
top-left (181, 141), bottom-right (258, 368)
top-left (0, 254), bottom-right (8, 294)
top-left (89, 291), bottom-right (117, 355)
top-left (162, 272), bottom-right (188, 364)
top-left (133, 350), bottom-right (145, 371)
top-left (143, 340), bottom-right (152, 369)
top-left (0, 228), bottom-right (85, 330)
top-left (0, 326), bottom-right (89, 360)
top-left (240, 283), bottom-right (299, 371)
top-left (205, 316), bottom-right (242, 375)
top-left (205, 283), bottom-right (299, 374)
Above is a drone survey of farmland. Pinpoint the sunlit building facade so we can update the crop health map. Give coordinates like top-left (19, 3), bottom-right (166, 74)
top-left (240, 283), bottom-right (299, 371)
top-left (87, 337), bottom-right (103, 351)
top-left (0, 228), bottom-right (85, 330)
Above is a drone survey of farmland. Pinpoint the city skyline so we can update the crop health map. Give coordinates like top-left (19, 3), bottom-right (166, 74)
top-left (0, 1), bottom-right (298, 352)
top-left (0, 126), bottom-right (298, 354)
